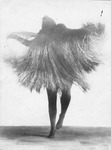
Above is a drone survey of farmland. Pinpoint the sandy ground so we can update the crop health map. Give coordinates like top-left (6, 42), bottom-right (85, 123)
top-left (0, 126), bottom-right (111, 150)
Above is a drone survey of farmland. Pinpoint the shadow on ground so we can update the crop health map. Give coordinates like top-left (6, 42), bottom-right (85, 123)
top-left (0, 126), bottom-right (111, 144)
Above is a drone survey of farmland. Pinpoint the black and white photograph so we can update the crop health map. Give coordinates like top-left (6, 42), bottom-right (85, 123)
top-left (0, 0), bottom-right (111, 149)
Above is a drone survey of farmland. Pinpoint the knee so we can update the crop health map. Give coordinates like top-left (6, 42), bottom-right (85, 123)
top-left (61, 90), bottom-right (71, 103)
top-left (62, 90), bottom-right (71, 98)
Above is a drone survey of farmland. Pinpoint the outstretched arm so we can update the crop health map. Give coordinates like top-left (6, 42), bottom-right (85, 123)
top-left (11, 32), bottom-right (37, 38)
top-left (62, 23), bottom-right (104, 40)
top-left (7, 34), bottom-right (32, 47)
top-left (7, 31), bottom-right (37, 47)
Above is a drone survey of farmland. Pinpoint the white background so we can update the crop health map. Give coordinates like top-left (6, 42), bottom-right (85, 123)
top-left (0, 0), bottom-right (111, 127)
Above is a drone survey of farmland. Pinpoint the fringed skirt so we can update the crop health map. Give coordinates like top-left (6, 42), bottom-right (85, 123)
top-left (6, 23), bottom-right (104, 92)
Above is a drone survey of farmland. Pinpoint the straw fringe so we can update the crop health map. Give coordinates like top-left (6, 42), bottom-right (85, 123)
top-left (6, 18), bottom-right (104, 92)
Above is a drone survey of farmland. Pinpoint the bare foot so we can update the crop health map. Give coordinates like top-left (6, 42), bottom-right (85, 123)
top-left (56, 119), bottom-right (63, 130)
top-left (47, 133), bottom-right (55, 138)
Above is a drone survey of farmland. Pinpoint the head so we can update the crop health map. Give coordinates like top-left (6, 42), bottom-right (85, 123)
top-left (42, 16), bottom-right (56, 29)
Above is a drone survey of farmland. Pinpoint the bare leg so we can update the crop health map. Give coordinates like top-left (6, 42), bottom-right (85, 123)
top-left (47, 89), bottom-right (57, 138)
top-left (56, 90), bottom-right (71, 130)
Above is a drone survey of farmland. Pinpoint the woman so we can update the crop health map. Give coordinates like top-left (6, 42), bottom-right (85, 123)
top-left (6, 16), bottom-right (104, 138)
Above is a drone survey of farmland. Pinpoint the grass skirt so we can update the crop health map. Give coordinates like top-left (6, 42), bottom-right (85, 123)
top-left (6, 22), bottom-right (104, 92)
